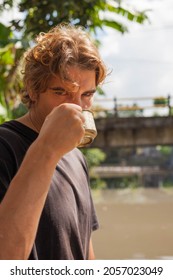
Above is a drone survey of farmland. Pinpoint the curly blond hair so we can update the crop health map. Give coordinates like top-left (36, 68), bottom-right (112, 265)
top-left (22, 23), bottom-right (107, 108)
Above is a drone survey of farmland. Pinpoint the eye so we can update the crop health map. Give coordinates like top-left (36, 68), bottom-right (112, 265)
top-left (54, 90), bottom-right (68, 96)
top-left (82, 92), bottom-right (95, 98)
top-left (49, 87), bottom-right (69, 96)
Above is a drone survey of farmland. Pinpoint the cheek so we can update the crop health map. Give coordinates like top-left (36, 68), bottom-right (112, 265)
top-left (36, 96), bottom-right (60, 116)
top-left (39, 94), bottom-right (64, 108)
top-left (83, 98), bottom-right (93, 109)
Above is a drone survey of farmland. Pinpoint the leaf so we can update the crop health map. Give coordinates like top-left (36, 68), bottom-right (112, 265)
top-left (106, 3), bottom-right (149, 24)
top-left (0, 23), bottom-right (12, 47)
top-left (97, 86), bottom-right (105, 96)
top-left (102, 19), bottom-right (128, 33)
top-left (0, 44), bottom-right (14, 64)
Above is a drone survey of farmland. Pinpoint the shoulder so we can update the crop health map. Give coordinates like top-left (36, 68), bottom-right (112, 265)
top-left (59, 148), bottom-right (89, 181)
top-left (0, 120), bottom-right (25, 142)
top-left (0, 122), bottom-right (19, 152)
top-left (0, 121), bottom-right (25, 156)
top-left (68, 148), bottom-right (88, 170)
top-left (0, 120), bottom-right (38, 147)
top-left (0, 120), bottom-right (38, 166)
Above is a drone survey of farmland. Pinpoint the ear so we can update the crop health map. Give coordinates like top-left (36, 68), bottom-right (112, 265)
top-left (28, 90), bottom-right (38, 103)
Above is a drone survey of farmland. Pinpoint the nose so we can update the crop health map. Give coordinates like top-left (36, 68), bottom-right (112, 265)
top-left (71, 95), bottom-right (83, 107)
top-left (68, 94), bottom-right (90, 110)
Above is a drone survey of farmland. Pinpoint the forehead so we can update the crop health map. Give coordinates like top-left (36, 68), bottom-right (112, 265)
top-left (48, 67), bottom-right (96, 91)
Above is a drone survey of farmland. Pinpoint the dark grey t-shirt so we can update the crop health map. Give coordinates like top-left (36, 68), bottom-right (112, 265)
top-left (0, 120), bottom-right (99, 259)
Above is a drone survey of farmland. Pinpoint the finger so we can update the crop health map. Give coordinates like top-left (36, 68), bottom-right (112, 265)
top-left (59, 103), bottom-right (82, 112)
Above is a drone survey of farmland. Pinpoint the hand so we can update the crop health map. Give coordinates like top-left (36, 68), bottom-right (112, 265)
top-left (37, 103), bottom-right (85, 158)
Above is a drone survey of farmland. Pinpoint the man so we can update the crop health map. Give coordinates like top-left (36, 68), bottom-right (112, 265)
top-left (0, 23), bottom-right (107, 259)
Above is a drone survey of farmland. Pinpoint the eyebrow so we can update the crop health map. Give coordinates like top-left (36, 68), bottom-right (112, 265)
top-left (49, 87), bottom-right (96, 94)
top-left (49, 87), bottom-right (66, 91)
top-left (84, 88), bottom-right (96, 94)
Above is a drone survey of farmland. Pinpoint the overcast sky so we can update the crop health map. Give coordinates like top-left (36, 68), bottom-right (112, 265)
top-left (97, 0), bottom-right (173, 115)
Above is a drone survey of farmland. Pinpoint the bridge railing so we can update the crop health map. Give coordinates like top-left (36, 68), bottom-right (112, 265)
top-left (93, 94), bottom-right (173, 118)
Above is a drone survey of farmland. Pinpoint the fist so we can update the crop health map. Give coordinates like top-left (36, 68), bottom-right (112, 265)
top-left (38, 103), bottom-right (85, 157)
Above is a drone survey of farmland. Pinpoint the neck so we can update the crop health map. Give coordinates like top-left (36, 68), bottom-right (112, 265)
top-left (28, 111), bottom-right (40, 133)
top-left (16, 110), bottom-right (43, 133)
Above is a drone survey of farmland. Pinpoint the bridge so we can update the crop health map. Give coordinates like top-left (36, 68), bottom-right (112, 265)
top-left (90, 95), bottom-right (173, 148)
top-left (91, 116), bottom-right (173, 148)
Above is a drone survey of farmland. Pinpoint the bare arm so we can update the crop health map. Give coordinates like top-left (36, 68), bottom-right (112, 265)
top-left (0, 139), bottom-right (58, 259)
top-left (88, 239), bottom-right (96, 260)
top-left (0, 104), bottom-right (84, 259)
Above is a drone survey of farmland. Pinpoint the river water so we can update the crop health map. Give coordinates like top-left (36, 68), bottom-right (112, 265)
top-left (91, 188), bottom-right (173, 259)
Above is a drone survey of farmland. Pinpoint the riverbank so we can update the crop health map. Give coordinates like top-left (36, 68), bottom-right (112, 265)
top-left (92, 188), bottom-right (173, 259)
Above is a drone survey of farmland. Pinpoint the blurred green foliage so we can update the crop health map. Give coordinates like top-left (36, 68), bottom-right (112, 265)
top-left (1, 0), bottom-right (148, 38)
top-left (81, 148), bottom-right (107, 189)
top-left (153, 97), bottom-right (168, 106)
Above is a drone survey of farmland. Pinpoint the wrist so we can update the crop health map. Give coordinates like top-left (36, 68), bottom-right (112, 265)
top-left (29, 137), bottom-right (62, 167)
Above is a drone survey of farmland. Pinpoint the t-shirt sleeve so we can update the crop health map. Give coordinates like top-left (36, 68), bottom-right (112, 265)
top-left (0, 140), bottom-right (16, 202)
top-left (90, 190), bottom-right (99, 231)
top-left (0, 159), bottom-right (11, 202)
top-left (81, 154), bottom-right (99, 231)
